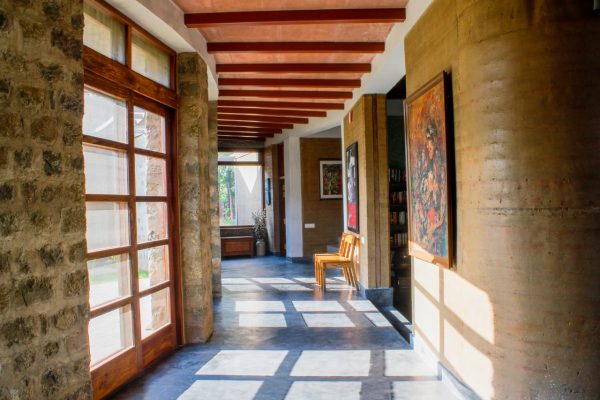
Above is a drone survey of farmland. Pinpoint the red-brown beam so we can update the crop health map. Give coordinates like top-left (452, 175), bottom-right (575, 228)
top-left (217, 126), bottom-right (282, 134)
top-left (218, 131), bottom-right (274, 137)
top-left (219, 89), bottom-right (352, 99)
top-left (218, 100), bottom-right (344, 110)
top-left (218, 135), bottom-right (267, 141)
top-left (218, 107), bottom-right (327, 118)
top-left (184, 9), bottom-right (406, 27)
top-left (208, 42), bottom-right (385, 54)
top-left (216, 63), bottom-right (371, 73)
top-left (218, 114), bottom-right (308, 124)
top-left (218, 120), bottom-right (293, 129)
top-left (219, 78), bottom-right (361, 89)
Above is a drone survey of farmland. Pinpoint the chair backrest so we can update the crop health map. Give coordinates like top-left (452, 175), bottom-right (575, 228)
top-left (340, 233), bottom-right (356, 259)
top-left (338, 232), bottom-right (351, 255)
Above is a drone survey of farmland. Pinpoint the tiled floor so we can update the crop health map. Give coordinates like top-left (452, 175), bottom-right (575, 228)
top-left (113, 256), bottom-right (459, 400)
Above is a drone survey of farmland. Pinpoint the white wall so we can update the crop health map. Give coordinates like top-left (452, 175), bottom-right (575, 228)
top-left (283, 137), bottom-right (303, 258)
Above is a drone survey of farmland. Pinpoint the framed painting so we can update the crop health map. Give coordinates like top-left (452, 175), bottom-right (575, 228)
top-left (319, 160), bottom-right (343, 199)
top-left (404, 71), bottom-right (453, 269)
top-left (345, 142), bottom-right (359, 233)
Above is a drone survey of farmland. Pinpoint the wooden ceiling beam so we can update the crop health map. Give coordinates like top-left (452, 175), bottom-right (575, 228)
top-left (218, 99), bottom-right (344, 110)
top-left (218, 135), bottom-right (267, 142)
top-left (184, 8), bottom-right (406, 27)
top-left (218, 120), bottom-right (293, 129)
top-left (208, 42), bottom-right (385, 54)
top-left (219, 89), bottom-right (352, 99)
top-left (218, 107), bottom-right (327, 118)
top-left (219, 78), bottom-right (361, 89)
top-left (218, 131), bottom-right (274, 137)
top-left (218, 114), bottom-right (309, 124)
top-left (217, 126), bottom-right (282, 134)
top-left (216, 63), bottom-right (371, 73)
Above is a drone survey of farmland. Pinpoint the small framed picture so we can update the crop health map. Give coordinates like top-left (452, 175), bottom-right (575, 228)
top-left (319, 160), bottom-right (343, 199)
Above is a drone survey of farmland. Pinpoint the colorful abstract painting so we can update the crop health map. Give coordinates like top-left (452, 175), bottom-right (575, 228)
top-left (320, 160), bottom-right (343, 199)
top-left (345, 142), bottom-right (359, 233)
top-left (404, 72), bottom-right (453, 268)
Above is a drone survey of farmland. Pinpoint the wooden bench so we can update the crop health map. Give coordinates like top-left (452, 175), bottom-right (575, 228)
top-left (221, 236), bottom-right (255, 257)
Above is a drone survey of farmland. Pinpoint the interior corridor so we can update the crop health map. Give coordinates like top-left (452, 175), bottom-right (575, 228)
top-left (113, 257), bottom-right (459, 400)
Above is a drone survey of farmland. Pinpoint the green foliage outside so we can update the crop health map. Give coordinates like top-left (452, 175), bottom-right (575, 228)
top-left (218, 165), bottom-right (236, 225)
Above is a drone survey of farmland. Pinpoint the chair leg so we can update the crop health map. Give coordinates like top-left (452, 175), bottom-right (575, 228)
top-left (349, 265), bottom-right (359, 290)
top-left (321, 266), bottom-right (327, 291)
top-left (342, 266), bottom-right (349, 285)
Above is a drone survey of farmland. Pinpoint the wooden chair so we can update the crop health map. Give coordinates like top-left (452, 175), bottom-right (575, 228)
top-left (314, 233), bottom-right (358, 290)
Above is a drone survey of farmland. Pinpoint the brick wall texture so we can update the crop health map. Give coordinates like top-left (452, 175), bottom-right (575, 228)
top-left (0, 0), bottom-right (92, 399)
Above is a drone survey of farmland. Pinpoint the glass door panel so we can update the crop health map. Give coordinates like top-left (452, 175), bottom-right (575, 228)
top-left (134, 107), bottom-right (166, 153)
top-left (85, 202), bottom-right (130, 252)
top-left (88, 254), bottom-right (131, 308)
top-left (138, 245), bottom-right (169, 290)
top-left (136, 202), bottom-right (168, 243)
top-left (139, 288), bottom-right (171, 339)
top-left (88, 305), bottom-right (134, 365)
top-left (135, 155), bottom-right (167, 196)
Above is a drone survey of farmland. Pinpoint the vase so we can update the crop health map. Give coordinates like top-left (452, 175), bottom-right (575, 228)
top-left (255, 239), bottom-right (266, 256)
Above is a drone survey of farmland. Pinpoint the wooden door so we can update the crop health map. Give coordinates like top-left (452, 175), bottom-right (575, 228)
top-left (83, 86), bottom-right (178, 398)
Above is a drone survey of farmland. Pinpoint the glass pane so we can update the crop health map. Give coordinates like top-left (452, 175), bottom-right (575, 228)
top-left (134, 107), bottom-right (166, 153)
top-left (88, 254), bottom-right (131, 308)
top-left (135, 155), bottom-right (167, 196)
top-left (140, 288), bottom-right (171, 339)
top-left (138, 245), bottom-right (169, 291)
top-left (218, 165), bottom-right (263, 226)
top-left (132, 33), bottom-right (170, 87)
top-left (83, 145), bottom-right (128, 195)
top-left (136, 202), bottom-right (168, 243)
top-left (83, 88), bottom-right (128, 143)
top-left (83, 3), bottom-right (126, 63)
top-left (88, 305), bottom-right (134, 366)
top-left (86, 202), bottom-right (130, 252)
top-left (218, 151), bottom-right (260, 163)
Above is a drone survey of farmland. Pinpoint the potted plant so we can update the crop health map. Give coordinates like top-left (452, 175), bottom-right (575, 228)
top-left (252, 209), bottom-right (267, 256)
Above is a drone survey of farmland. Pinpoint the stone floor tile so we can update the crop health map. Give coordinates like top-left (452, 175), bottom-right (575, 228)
top-left (292, 300), bottom-right (345, 312)
top-left (239, 313), bottom-right (287, 328)
top-left (392, 381), bottom-right (460, 399)
top-left (196, 350), bottom-right (288, 376)
top-left (302, 313), bottom-right (355, 328)
top-left (222, 278), bottom-right (253, 284)
top-left (235, 300), bottom-right (286, 312)
top-left (347, 300), bottom-right (378, 312)
top-left (271, 284), bottom-right (312, 291)
top-left (364, 312), bottom-right (393, 327)
top-left (290, 350), bottom-right (371, 376)
top-left (178, 380), bottom-right (263, 400)
top-left (385, 350), bottom-right (438, 377)
top-left (223, 284), bottom-right (264, 292)
top-left (285, 381), bottom-right (361, 400)
top-left (253, 277), bottom-right (294, 284)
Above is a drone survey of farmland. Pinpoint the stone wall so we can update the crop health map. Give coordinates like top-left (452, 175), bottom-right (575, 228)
top-left (177, 53), bottom-right (213, 343)
top-left (405, 0), bottom-right (600, 398)
top-left (208, 101), bottom-right (221, 297)
top-left (0, 0), bottom-right (92, 398)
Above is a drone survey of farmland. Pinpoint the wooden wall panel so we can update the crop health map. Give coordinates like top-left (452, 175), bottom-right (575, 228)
top-left (300, 138), bottom-right (344, 256)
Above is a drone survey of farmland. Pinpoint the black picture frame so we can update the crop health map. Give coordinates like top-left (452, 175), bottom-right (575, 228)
top-left (345, 142), bottom-right (359, 233)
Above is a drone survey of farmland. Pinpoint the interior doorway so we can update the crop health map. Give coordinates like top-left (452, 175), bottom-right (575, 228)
top-left (386, 77), bottom-right (412, 322)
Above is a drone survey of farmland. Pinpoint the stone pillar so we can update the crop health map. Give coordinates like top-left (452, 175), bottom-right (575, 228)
top-left (177, 53), bottom-right (213, 343)
top-left (208, 101), bottom-right (221, 297)
top-left (0, 0), bottom-right (92, 398)
top-left (406, 0), bottom-right (600, 398)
